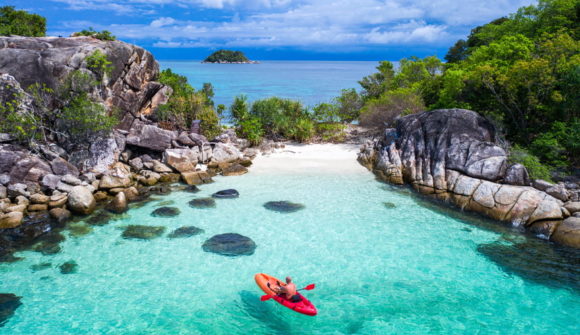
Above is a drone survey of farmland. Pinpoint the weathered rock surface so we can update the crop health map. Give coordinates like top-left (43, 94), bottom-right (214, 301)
top-left (126, 120), bottom-right (176, 152)
top-left (358, 109), bottom-right (572, 247)
top-left (67, 186), bottom-right (96, 215)
top-left (163, 148), bottom-right (199, 173)
top-left (0, 36), bottom-right (163, 119)
top-left (202, 233), bottom-right (256, 256)
top-left (551, 217), bottom-right (580, 248)
top-left (106, 192), bottom-right (128, 214)
top-left (211, 143), bottom-right (242, 164)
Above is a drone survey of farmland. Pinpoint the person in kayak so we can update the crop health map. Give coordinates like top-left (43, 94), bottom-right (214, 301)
top-left (269, 276), bottom-right (302, 302)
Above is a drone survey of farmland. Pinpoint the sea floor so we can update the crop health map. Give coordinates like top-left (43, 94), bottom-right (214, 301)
top-left (1, 144), bottom-right (579, 334)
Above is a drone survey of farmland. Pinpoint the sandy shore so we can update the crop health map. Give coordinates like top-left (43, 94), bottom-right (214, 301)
top-left (250, 143), bottom-right (366, 175)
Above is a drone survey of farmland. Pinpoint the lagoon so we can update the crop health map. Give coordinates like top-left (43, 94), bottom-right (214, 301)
top-left (1, 144), bottom-right (579, 334)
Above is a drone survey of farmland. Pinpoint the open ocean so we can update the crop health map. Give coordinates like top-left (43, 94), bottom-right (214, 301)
top-left (159, 61), bottom-right (379, 108)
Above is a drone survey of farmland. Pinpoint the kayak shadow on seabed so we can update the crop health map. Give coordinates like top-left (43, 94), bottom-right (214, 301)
top-left (238, 290), bottom-right (296, 334)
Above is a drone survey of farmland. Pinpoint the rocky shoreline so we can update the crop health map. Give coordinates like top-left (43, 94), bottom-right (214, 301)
top-left (358, 109), bottom-right (580, 249)
top-left (0, 36), bottom-right (285, 261)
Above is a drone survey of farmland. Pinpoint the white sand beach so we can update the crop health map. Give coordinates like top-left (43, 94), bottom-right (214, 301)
top-left (250, 143), bottom-right (367, 175)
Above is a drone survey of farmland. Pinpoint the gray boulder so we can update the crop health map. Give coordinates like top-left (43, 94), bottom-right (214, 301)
top-left (50, 157), bottom-right (79, 176)
top-left (126, 121), bottom-right (176, 152)
top-left (211, 143), bottom-right (241, 164)
top-left (0, 36), bottom-right (165, 119)
top-left (504, 164), bottom-right (530, 186)
top-left (163, 148), bottom-right (199, 173)
top-left (67, 186), bottom-right (96, 215)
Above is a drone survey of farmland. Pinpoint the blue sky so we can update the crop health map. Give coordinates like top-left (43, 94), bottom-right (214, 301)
top-left (7, 0), bottom-right (536, 60)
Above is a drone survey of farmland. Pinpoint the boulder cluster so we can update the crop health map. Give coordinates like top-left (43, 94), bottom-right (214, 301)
top-left (359, 109), bottom-right (580, 248)
top-left (0, 36), bottom-right (287, 260)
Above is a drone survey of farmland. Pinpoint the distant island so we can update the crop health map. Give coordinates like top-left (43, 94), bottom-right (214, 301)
top-left (202, 49), bottom-right (258, 64)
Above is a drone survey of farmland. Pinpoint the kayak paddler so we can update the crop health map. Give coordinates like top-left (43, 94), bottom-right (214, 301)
top-left (269, 276), bottom-right (302, 302)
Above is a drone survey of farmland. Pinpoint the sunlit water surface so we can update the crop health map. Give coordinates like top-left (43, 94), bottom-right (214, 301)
top-left (1, 145), bottom-right (579, 334)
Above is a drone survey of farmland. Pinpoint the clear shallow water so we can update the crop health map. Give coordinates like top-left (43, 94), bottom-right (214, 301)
top-left (1, 145), bottom-right (579, 334)
top-left (159, 61), bottom-right (378, 109)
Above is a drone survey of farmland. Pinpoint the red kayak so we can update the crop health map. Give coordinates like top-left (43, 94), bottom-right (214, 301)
top-left (254, 273), bottom-right (317, 316)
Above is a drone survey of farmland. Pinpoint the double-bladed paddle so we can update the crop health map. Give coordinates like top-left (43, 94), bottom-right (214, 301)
top-left (260, 284), bottom-right (316, 301)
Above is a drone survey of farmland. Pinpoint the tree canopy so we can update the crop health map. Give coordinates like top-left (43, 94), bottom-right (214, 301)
top-left (0, 6), bottom-right (46, 37)
top-left (203, 50), bottom-right (251, 63)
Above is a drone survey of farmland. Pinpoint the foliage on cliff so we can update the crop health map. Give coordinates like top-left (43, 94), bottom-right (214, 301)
top-left (72, 27), bottom-right (116, 41)
top-left (354, 0), bottom-right (579, 174)
top-left (0, 51), bottom-right (118, 146)
top-left (0, 6), bottom-right (46, 37)
top-left (203, 50), bottom-right (251, 63)
top-left (156, 69), bottom-right (221, 139)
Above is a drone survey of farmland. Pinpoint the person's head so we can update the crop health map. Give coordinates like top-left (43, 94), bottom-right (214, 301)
top-left (286, 276), bottom-right (292, 284)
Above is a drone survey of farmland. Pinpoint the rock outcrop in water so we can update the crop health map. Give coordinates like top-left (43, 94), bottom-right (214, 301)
top-left (202, 233), bottom-right (256, 256)
top-left (358, 109), bottom-right (580, 248)
top-left (263, 201), bottom-right (305, 213)
top-left (0, 293), bottom-right (22, 327)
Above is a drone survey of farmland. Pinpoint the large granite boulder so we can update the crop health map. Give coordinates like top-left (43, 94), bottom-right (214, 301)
top-left (67, 186), bottom-right (96, 215)
top-left (211, 143), bottom-right (241, 164)
top-left (358, 109), bottom-right (574, 247)
top-left (551, 217), bottom-right (580, 248)
top-left (126, 120), bottom-right (176, 152)
top-left (163, 148), bottom-right (199, 173)
top-left (0, 36), bottom-right (164, 119)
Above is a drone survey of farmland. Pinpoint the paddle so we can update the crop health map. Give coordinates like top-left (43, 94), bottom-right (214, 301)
top-left (260, 284), bottom-right (316, 301)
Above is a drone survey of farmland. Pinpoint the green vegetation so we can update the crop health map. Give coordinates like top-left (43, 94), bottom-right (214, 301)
top-left (350, 0), bottom-right (579, 176)
top-left (0, 51), bottom-right (118, 145)
top-left (203, 50), bottom-right (252, 63)
top-left (156, 69), bottom-right (221, 139)
top-left (72, 27), bottom-right (116, 41)
top-left (0, 6), bottom-right (46, 37)
top-left (230, 95), bottom-right (348, 144)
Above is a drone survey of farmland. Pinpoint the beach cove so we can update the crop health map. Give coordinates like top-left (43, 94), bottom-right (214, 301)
top-left (1, 143), bottom-right (579, 334)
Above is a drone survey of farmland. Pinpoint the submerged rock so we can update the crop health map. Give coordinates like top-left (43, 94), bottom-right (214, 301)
top-left (202, 233), bottom-right (256, 256)
top-left (0, 293), bottom-right (22, 327)
top-left (384, 202), bottom-right (396, 209)
top-left (32, 232), bottom-right (66, 256)
top-left (212, 189), bottom-right (239, 199)
top-left (148, 184), bottom-right (171, 195)
top-left (168, 226), bottom-right (205, 238)
top-left (30, 262), bottom-right (52, 272)
top-left (189, 198), bottom-right (216, 208)
top-left (263, 201), bottom-right (305, 213)
top-left (184, 185), bottom-right (200, 193)
top-left (67, 223), bottom-right (93, 237)
top-left (59, 260), bottom-right (78, 274)
top-left (151, 207), bottom-right (181, 218)
top-left (477, 239), bottom-right (580, 291)
top-left (121, 225), bottom-right (166, 240)
top-left (155, 200), bottom-right (175, 207)
top-left (86, 211), bottom-right (113, 226)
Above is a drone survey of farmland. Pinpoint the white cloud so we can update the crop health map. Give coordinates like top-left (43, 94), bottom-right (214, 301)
top-left (51, 0), bottom-right (537, 49)
top-left (150, 17), bottom-right (177, 28)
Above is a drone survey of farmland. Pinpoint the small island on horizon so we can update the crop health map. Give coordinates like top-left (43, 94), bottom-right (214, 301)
top-left (202, 49), bottom-right (258, 64)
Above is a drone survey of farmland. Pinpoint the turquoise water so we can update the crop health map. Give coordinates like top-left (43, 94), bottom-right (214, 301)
top-left (159, 61), bottom-right (378, 108)
top-left (1, 145), bottom-right (579, 334)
